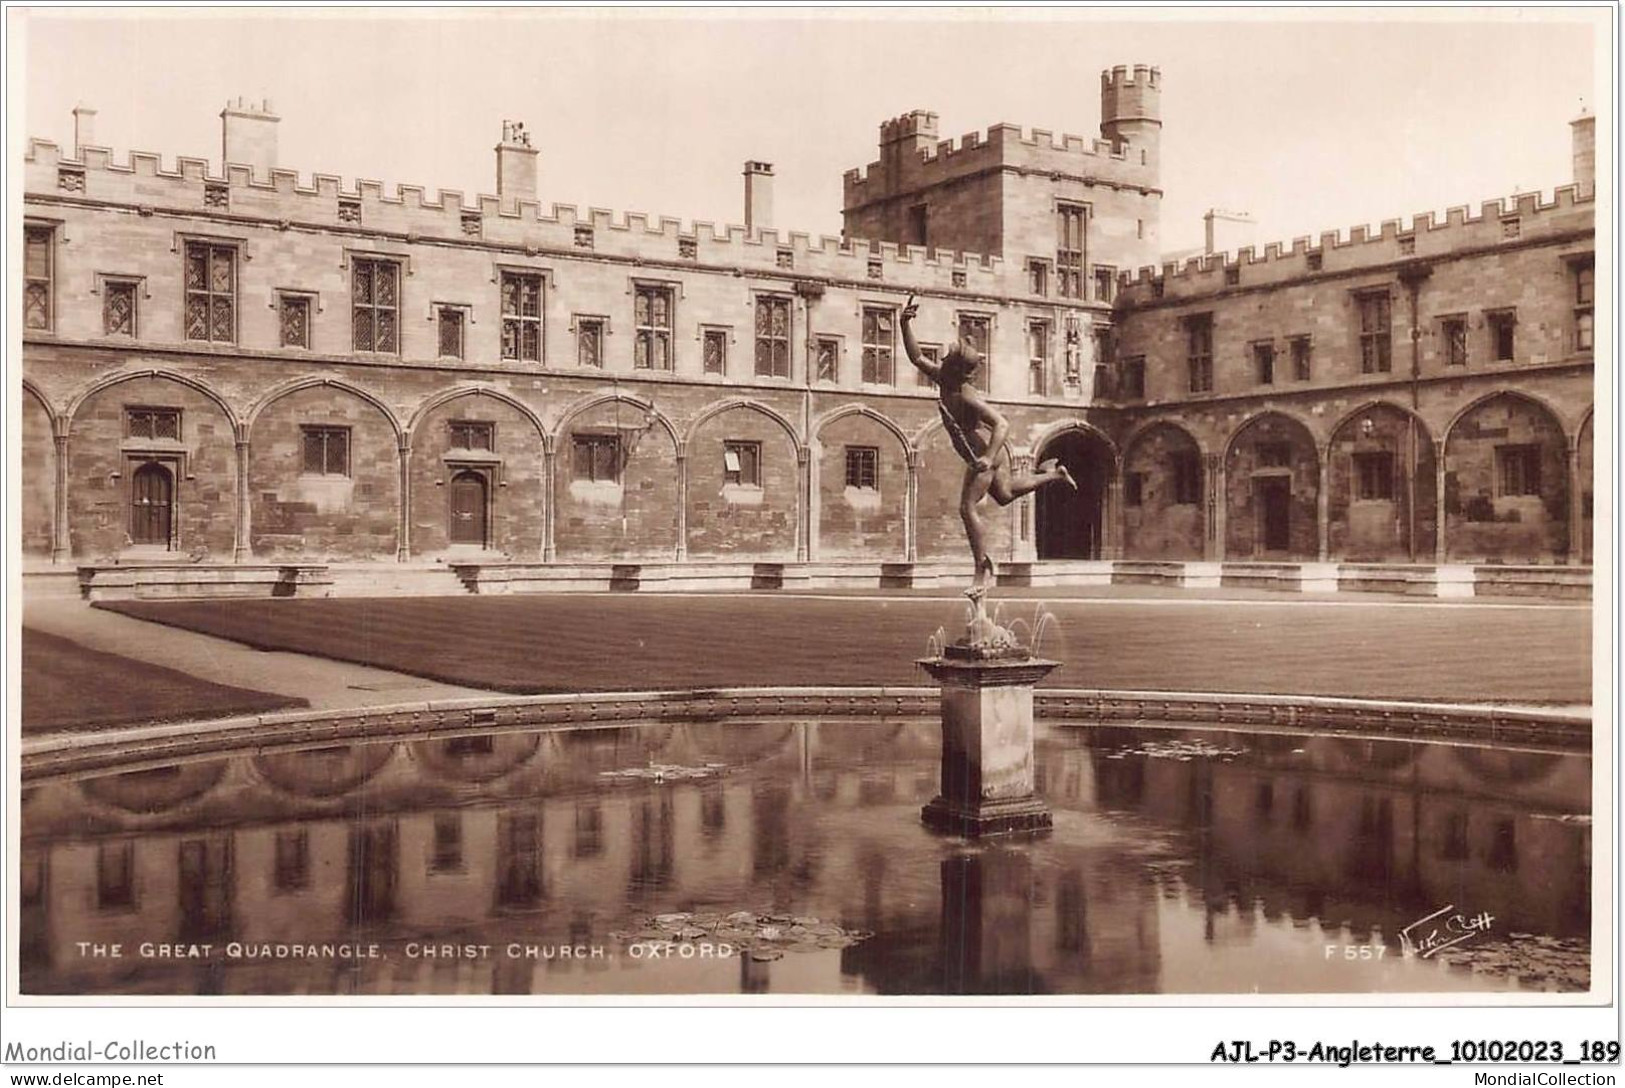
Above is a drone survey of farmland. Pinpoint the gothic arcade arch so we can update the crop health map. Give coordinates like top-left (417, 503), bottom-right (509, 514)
top-left (1121, 420), bottom-right (1205, 560)
top-left (1224, 410), bottom-right (1320, 560)
top-left (1326, 402), bottom-right (1437, 562)
top-left (1442, 391), bottom-right (1568, 563)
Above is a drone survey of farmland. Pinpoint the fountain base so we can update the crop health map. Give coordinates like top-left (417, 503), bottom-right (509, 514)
top-left (916, 655), bottom-right (1060, 838)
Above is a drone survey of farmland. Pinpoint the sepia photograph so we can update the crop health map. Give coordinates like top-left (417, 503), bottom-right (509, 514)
top-left (5, 4), bottom-right (1615, 1067)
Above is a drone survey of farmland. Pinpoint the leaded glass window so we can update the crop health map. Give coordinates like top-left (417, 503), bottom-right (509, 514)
top-left (1357, 291), bottom-right (1392, 373)
top-left (634, 285), bottom-right (673, 370)
top-left (578, 318), bottom-right (604, 368)
top-left (280, 294), bottom-right (311, 349)
top-left (1057, 204), bottom-right (1086, 299)
top-left (449, 421), bottom-right (494, 451)
top-left (104, 280), bottom-right (136, 337)
top-left (754, 295), bottom-right (791, 378)
top-left (302, 427), bottom-right (350, 476)
top-left (438, 307), bottom-right (464, 359)
top-left (352, 258), bottom-right (399, 353)
top-left (126, 407), bottom-right (181, 440)
top-left (184, 241), bottom-right (237, 343)
top-left (501, 272), bottom-right (542, 362)
top-left (703, 328), bottom-right (726, 375)
top-left (24, 226), bottom-right (52, 331)
top-left (861, 307), bottom-right (895, 385)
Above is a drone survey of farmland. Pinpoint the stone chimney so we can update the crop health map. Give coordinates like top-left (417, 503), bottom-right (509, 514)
top-left (744, 160), bottom-right (774, 232)
top-left (72, 105), bottom-right (97, 154)
top-left (1571, 110), bottom-right (1595, 194)
top-left (221, 97), bottom-right (280, 177)
top-left (495, 120), bottom-right (539, 202)
top-left (1204, 208), bottom-right (1256, 256)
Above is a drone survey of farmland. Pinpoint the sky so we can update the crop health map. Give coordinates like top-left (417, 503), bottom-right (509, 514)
top-left (13, 8), bottom-right (1606, 259)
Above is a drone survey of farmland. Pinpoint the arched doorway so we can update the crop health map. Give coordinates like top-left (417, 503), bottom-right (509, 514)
top-left (448, 469), bottom-right (489, 546)
top-left (129, 462), bottom-right (174, 547)
top-left (1225, 413), bottom-right (1319, 560)
top-left (1035, 429), bottom-right (1112, 559)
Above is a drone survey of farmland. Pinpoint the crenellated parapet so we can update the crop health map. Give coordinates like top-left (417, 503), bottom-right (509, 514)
top-left (1119, 184), bottom-right (1595, 305)
top-left (842, 118), bottom-right (1159, 211)
top-left (24, 137), bottom-right (1026, 292)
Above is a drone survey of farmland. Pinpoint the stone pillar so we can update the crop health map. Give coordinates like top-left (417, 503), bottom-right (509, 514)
top-left (233, 429), bottom-right (252, 562)
top-left (396, 437), bottom-right (411, 562)
top-left (1011, 450), bottom-right (1037, 563)
top-left (1567, 440), bottom-right (1582, 565)
top-left (1104, 456), bottom-right (1124, 560)
top-left (1434, 451), bottom-right (1449, 565)
top-left (1316, 445), bottom-right (1331, 562)
top-left (674, 443), bottom-right (689, 562)
top-left (542, 446), bottom-right (557, 562)
top-left (805, 443), bottom-right (820, 562)
top-left (1208, 452), bottom-right (1226, 562)
top-left (905, 450), bottom-right (919, 563)
top-left (796, 447), bottom-right (810, 562)
top-left (51, 424), bottom-right (70, 564)
top-left (919, 655), bottom-right (1059, 837)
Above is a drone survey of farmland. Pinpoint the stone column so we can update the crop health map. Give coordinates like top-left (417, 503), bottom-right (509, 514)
top-left (1316, 445), bottom-right (1331, 562)
top-left (1208, 452), bottom-right (1226, 562)
top-left (233, 427), bottom-right (252, 563)
top-left (904, 449), bottom-right (919, 563)
top-left (51, 423), bottom-right (70, 564)
top-left (805, 443), bottom-right (820, 563)
top-left (542, 445), bottom-right (557, 562)
top-left (396, 437), bottom-right (411, 562)
top-left (796, 447), bottom-right (810, 562)
top-left (1566, 440), bottom-right (1582, 565)
top-left (674, 443), bottom-right (688, 562)
top-left (1011, 450), bottom-right (1037, 563)
top-left (1104, 456), bottom-right (1124, 560)
top-left (1434, 450), bottom-right (1449, 565)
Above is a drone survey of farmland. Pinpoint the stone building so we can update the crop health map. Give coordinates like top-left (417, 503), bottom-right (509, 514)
top-left (19, 68), bottom-right (1595, 595)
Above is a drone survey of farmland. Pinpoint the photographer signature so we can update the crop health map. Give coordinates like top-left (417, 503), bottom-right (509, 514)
top-left (1398, 904), bottom-right (1495, 958)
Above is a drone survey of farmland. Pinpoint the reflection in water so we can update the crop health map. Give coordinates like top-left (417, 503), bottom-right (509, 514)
top-left (19, 720), bottom-right (1591, 996)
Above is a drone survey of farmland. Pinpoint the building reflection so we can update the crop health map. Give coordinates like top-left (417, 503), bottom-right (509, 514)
top-left (18, 720), bottom-right (1589, 995)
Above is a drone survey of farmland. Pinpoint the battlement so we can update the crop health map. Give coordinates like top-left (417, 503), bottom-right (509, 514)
top-left (23, 137), bottom-right (1016, 288)
top-left (880, 110), bottom-right (939, 146)
top-left (1101, 64), bottom-right (1161, 93)
top-left (843, 119), bottom-right (1153, 207)
top-left (1119, 184), bottom-right (1595, 304)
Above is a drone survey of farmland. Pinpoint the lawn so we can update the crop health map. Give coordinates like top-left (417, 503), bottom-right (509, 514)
top-left (22, 628), bottom-right (309, 734)
top-left (97, 594), bottom-right (1593, 705)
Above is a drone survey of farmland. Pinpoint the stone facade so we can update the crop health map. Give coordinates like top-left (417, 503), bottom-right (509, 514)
top-left (20, 76), bottom-right (1595, 573)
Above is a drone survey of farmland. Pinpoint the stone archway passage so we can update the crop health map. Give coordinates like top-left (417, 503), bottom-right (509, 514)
top-left (1035, 430), bottom-right (1111, 560)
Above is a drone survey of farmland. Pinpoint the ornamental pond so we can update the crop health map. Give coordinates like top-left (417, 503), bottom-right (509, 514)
top-left (19, 718), bottom-right (1590, 995)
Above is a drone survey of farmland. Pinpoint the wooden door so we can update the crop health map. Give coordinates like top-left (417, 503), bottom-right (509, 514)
top-left (449, 470), bottom-right (488, 546)
top-left (130, 462), bottom-right (173, 546)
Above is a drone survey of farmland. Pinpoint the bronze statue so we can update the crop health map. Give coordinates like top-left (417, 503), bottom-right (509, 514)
top-left (902, 296), bottom-right (1075, 602)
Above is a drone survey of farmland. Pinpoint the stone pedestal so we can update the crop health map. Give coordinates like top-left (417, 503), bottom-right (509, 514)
top-left (917, 653), bottom-right (1059, 837)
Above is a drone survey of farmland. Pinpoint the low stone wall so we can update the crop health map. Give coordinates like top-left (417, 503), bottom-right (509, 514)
top-left (21, 685), bottom-right (1589, 782)
top-left (45, 558), bottom-right (1593, 601)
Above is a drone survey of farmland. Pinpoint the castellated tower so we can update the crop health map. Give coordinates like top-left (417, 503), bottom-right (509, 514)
top-left (841, 64), bottom-right (1162, 278)
top-left (1100, 65), bottom-right (1161, 176)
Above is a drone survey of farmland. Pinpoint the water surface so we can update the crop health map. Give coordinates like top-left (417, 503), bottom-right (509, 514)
top-left (19, 719), bottom-right (1590, 995)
